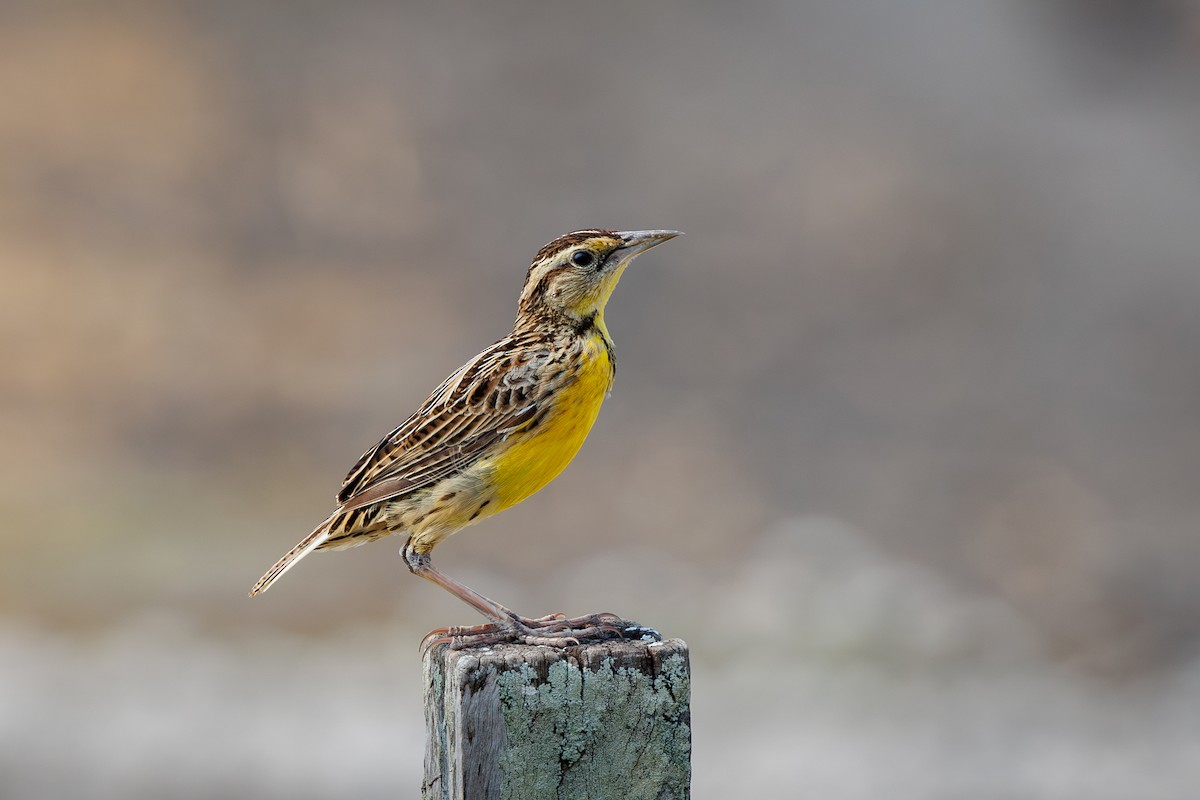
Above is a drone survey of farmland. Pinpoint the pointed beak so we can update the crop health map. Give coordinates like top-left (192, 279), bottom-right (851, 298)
top-left (612, 229), bottom-right (683, 260)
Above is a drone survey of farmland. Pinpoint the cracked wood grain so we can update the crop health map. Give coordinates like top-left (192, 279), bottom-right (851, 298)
top-left (422, 636), bottom-right (691, 800)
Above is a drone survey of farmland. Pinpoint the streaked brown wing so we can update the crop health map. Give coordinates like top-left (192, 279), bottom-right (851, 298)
top-left (335, 334), bottom-right (551, 512)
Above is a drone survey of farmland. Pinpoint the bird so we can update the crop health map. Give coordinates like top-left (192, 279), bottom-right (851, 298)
top-left (250, 228), bottom-right (681, 647)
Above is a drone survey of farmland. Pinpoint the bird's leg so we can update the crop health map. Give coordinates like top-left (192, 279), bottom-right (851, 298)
top-left (401, 541), bottom-right (519, 626)
top-left (402, 542), bottom-right (632, 653)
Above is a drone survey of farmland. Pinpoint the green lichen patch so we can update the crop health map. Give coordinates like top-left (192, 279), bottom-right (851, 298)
top-left (494, 648), bottom-right (691, 800)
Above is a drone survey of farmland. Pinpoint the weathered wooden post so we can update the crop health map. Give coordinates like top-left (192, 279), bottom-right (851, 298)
top-left (422, 626), bottom-right (691, 800)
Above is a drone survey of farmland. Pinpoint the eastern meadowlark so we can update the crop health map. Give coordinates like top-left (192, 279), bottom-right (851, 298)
top-left (250, 229), bottom-right (681, 646)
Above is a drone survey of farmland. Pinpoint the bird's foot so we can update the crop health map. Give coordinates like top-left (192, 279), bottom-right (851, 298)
top-left (419, 622), bottom-right (512, 656)
top-left (420, 612), bottom-right (659, 656)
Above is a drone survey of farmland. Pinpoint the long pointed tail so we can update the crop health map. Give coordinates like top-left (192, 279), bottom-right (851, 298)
top-left (249, 517), bottom-right (334, 597)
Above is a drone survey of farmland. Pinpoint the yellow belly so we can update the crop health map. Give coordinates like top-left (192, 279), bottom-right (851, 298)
top-left (488, 338), bottom-right (612, 512)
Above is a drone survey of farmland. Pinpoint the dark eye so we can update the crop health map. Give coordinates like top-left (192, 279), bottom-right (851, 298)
top-left (571, 250), bottom-right (595, 268)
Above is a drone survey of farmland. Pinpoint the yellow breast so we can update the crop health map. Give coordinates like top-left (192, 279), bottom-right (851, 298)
top-left (488, 336), bottom-right (612, 512)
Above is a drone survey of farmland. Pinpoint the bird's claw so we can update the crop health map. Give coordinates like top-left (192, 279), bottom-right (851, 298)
top-left (419, 612), bottom-right (640, 657)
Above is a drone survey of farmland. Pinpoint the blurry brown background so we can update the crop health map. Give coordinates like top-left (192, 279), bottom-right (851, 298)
top-left (3, 1), bottom-right (1200, 797)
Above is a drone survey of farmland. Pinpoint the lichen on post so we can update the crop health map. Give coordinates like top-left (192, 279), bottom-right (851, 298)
top-left (422, 633), bottom-right (691, 800)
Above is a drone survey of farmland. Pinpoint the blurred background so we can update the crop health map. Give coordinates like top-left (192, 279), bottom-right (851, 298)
top-left (3, 1), bottom-right (1200, 797)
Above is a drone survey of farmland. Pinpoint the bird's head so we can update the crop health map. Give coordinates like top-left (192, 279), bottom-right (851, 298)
top-left (517, 229), bottom-right (681, 324)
